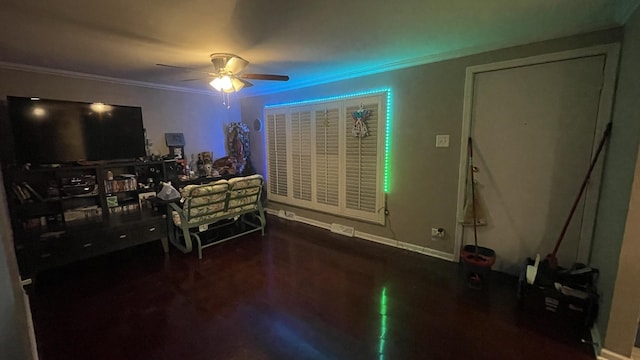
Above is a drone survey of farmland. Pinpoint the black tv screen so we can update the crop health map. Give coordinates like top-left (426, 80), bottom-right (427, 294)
top-left (7, 96), bottom-right (146, 164)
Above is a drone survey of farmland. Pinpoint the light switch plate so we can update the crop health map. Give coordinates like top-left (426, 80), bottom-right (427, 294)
top-left (436, 135), bottom-right (450, 148)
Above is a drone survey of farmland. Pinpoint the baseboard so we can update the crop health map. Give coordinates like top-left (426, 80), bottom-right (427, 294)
top-left (589, 315), bottom-right (635, 360)
top-left (599, 348), bottom-right (634, 360)
top-left (266, 208), bottom-right (331, 230)
top-left (22, 286), bottom-right (39, 360)
top-left (266, 207), bottom-right (456, 262)
top-left (591, 325), bottom-right (603, 357)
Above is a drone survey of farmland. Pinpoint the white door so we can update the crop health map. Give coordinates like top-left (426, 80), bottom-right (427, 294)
top-left (459, 50), bottom-right (616, 275)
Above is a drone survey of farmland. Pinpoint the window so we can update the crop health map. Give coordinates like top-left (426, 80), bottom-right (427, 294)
top-left (265, 90), bottom-right (389, 224)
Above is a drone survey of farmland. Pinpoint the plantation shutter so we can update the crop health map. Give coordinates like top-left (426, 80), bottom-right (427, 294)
top-left (315, 108), bottom-right (340, 207)
top-left (290, 110), bottom-right (312, 201)
top-left (345, 103), bottom-right (378, 214)
top-left (266, 112), bottom-right (288, 197)
top-left (264, 90), bottom-right (387, 225)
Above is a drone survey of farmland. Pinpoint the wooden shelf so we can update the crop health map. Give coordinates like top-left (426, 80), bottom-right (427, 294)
top-left (2, 160), bottom-right (174, 280)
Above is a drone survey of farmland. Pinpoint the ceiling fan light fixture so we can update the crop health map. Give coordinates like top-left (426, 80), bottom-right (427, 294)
top-left (210, 75), bottom-right (246, 93)
top-left (220, 75), bottom-right (232, 90)
top-left (210, 77), bottom-right (223, 91)
top-left (210, 75), bottom-right (237, 92)
top-left (162, 53), bottom-right (288, 95)
top-left (230, 77), bottom-right (245, 92)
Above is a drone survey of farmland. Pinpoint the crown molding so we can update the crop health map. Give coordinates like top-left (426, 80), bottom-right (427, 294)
top-left (614, 0), bottom-right (640, 24)
top-left (241, 38), bottom-right (533, 97)
top-left (0, 61), bottom-right (215, 96)
top-left (2, 26), bottom-right (626, 100)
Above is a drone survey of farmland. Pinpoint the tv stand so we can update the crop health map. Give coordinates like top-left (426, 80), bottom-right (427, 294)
top-left (75, 160), bottom-right (110, 166)
top-left (2, 160), bottom-right (177, 282)
top-left (103, 158), bottom-right (140, 164)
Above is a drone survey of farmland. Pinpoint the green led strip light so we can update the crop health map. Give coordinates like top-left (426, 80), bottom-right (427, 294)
top-left (379, 287), bottom-right (388, 359)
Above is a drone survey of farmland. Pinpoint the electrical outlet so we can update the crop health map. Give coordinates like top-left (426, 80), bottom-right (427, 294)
top-left (431, 227), bottom-right (445, 238)
top-left (435, 135), bottom-right (450, 148)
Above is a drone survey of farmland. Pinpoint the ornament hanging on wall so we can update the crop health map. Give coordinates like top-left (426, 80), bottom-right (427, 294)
top-left (351, 104), bottom-right (371, 138)
top-left (227, 122), bottom-right (251, 173)
top-left (323, 109), bottom-right (330, 127)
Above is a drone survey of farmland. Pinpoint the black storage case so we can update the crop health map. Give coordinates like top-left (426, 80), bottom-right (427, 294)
top-left (517, 258), bottom-right (599, 329)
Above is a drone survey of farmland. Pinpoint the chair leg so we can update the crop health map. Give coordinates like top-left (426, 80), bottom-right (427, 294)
top-left (191, 232), bottom-right (203, 259)
top-left (181, 228), bottom-right (194, 253)
top-left (257, 205), bottom-right (266, 236)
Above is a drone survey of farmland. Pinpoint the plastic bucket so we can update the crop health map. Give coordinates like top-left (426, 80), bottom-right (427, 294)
top-left (461, 245), bottom-right (496, 289)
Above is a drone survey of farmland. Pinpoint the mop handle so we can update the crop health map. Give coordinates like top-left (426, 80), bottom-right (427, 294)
top-left (469, 137), bottom-right (479, 251)
top-left (551, 122), bottom-right (612, 256)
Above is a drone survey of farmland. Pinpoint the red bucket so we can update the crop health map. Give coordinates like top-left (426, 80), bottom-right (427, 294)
top-left (461, 245), bottom-right (496, 289)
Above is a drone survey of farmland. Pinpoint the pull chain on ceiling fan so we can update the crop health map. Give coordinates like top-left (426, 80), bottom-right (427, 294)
top-left (156, 53), bottom-right (289, 93)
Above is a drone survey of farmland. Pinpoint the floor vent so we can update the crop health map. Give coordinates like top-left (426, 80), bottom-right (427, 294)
top-left (278, 210), bottom-right (296, 220)
top-left (330, 223), bottom-right (355, 237)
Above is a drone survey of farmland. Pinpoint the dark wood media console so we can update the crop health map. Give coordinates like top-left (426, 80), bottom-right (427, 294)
top-left (2, 160), bottom-right (177, 281)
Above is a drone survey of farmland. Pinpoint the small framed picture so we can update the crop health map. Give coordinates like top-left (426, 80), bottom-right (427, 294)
top-left (106, 195), bottom-right (118, 208)
top-left (169, 146), bottom-right (184, 159)
top-left (138, 191), bottom-right (156, 209)
top-left (165, 133), bottom-right (185, 147)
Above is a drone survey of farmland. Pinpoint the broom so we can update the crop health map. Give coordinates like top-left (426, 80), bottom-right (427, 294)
top-left (545, 122), bottom-right (612, 269)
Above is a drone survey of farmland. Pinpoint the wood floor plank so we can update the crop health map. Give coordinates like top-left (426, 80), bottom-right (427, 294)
top-left (29, 215), bottom-right (596, 359)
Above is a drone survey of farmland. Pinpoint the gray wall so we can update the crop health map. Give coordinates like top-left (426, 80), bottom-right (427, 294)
top-left (590, 4), bottom-right (640, 355)
top-left (241, 29), bottom-right (622, 256)
top-left (0, 69), bottom-right (242, 159)
top-left (0, 167), bottom-right (32, 360)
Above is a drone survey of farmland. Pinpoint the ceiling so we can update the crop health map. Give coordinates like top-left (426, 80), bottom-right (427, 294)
top-left (1, 0), bottom-right (638, 97)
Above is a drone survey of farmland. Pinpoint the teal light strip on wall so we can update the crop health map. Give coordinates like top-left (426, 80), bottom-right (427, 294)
top-left (383, 90), bottom-right (392, 193)
top-left (379, 287), bottom-right (388, 360)
top-left (265, 88), bottom-right (393, 193)
top-left (264, 88), bottom-right (391, 108)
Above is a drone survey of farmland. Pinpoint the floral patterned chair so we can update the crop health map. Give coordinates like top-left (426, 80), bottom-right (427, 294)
top-left (168, 174), bottom-right (265, 258)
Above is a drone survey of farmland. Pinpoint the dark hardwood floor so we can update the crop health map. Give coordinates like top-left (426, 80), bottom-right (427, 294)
top-left (29, 215), bottom-right (596, 359)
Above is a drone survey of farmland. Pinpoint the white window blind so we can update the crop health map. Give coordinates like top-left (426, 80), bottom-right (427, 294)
top-left (315, 108), bottom-right (340, 207)
top-left (265, 92), bottom-right (387, 224)
top-left (266, 112), bottom-right (288, 198)
top-left (345, 103), bottom-right (378, 213)
top-left (291, 110), bottom-right (312, 201)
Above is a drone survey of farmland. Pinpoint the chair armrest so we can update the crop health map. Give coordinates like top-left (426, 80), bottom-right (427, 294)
top-left (169, 202), bottom-right (187, 227)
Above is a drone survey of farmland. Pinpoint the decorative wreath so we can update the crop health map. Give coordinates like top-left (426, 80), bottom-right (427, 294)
top-left (351, 104), bottom-right (371, 138)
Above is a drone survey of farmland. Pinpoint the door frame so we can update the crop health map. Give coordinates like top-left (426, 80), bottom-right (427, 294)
top-left (453, 43), bottom-right (621, 263)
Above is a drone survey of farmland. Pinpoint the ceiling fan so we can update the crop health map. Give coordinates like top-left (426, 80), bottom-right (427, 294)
top-left (157, 53), bottom-right (289, 93)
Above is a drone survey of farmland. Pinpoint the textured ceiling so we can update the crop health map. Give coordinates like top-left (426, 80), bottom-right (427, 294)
top-left (0, 0), bottom-right (638, 96)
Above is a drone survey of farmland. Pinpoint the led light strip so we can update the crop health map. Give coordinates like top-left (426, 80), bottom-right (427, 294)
top-left (265, 88), bottom-right (393, 193)
top-left (379, 287), bottom-right (388, 359)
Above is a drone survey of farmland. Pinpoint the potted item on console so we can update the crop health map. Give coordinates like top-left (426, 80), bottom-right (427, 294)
top-left (200, 152), bottom-right (214, 176)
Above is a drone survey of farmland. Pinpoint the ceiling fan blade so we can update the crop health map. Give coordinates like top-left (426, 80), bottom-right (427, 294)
top-left (239, 73), bottom-right (289, 81)
top-left (180, 78), bottom-right (206, 82)
top-left (210, 53), bottom-right (249, 75)
top-left (225, 57), bottom-right (249, 75)
top-left (156, 63), bottom-right (213, 76)
top-left (237, 78), bottom-right (254, 88)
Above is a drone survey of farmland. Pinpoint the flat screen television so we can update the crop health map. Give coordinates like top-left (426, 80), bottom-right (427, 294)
top-left (7, 96), bottom-right (147, 165)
